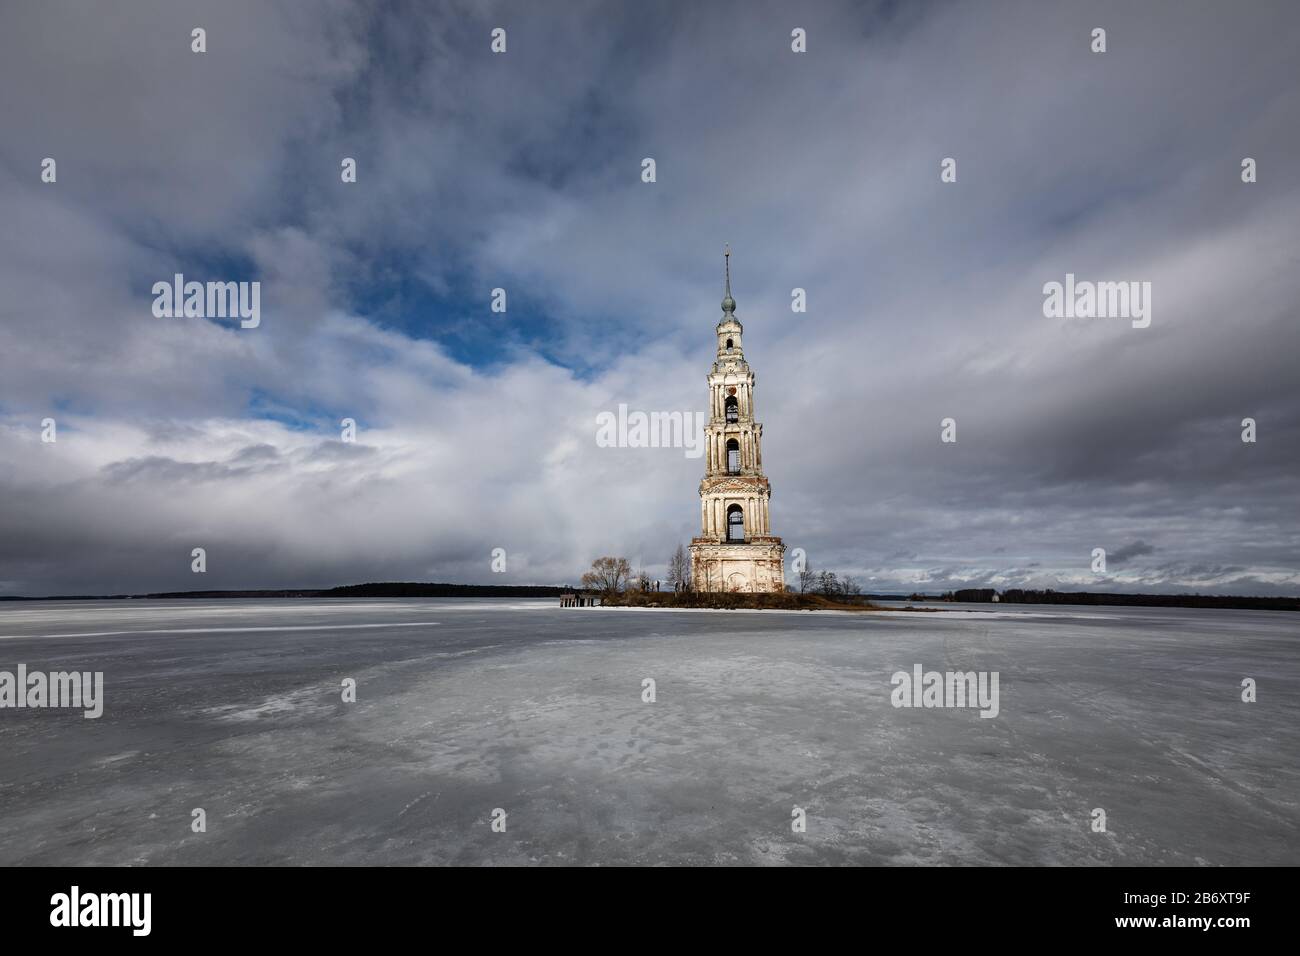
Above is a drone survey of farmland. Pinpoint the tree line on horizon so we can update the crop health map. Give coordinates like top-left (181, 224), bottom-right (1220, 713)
top-left (943, 587), bottom-right (1299, 611)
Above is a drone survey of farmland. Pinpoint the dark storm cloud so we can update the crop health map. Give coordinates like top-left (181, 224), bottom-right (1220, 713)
top-left (1108, 541), bottom-right (1156, 567)
top-left (0, 0), bottom-right (1298, 595)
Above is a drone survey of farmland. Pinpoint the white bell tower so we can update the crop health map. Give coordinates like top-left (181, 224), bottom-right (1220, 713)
top-left (689, 246), bottom-right (786, 592)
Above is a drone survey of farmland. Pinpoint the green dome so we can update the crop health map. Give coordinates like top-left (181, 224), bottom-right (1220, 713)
top-left (722, 294), bottom-right (736, 313)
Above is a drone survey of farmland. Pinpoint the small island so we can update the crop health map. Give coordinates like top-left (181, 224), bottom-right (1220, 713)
top-left (575, 555), bottom-right (878, 611)
top-left (603, 590), bottom-right (879, 612)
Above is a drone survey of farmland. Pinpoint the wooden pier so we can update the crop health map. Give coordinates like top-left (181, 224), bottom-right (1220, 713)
top-left (559, 591), bottom-right (602, 607)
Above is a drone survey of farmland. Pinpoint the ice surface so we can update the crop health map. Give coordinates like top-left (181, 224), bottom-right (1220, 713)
top-left (0, 599), bottom-right (1295, 865)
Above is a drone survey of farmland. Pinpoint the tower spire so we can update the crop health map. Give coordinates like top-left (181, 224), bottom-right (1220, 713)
top-left (722, 243), bottom-right (736, 315)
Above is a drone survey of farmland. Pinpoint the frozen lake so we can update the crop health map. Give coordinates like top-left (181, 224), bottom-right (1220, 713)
top-left (0, 598), bottom-right (1296, 865)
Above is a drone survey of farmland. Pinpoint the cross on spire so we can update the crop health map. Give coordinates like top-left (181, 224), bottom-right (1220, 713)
top-left (722, 243), bottom-right (736, 315)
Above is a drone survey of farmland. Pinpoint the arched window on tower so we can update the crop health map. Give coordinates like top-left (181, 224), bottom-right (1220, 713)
top-left (725, 395), bottom-right (738, 423)
top-left (727, 504), bottom-right (745, 542)
top-left (726, 438), bottom-right (740, 474)
top-left (725, 338), bottom-right (734, 353)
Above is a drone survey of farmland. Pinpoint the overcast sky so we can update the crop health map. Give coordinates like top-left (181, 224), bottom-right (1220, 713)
top-left (1, 0), bottom-right (1298, 596)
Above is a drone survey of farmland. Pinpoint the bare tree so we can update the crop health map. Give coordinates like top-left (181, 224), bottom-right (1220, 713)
top-left (668, 543), bottom-right (691, 592)
top-left (798, 559), bottom-right (815, 594)
top-left (581, 556), bottom-right (632, 594)
top-left (817, 570), bottom-right (840, 596)
top-left (840, 574), bottom-right (861, 597)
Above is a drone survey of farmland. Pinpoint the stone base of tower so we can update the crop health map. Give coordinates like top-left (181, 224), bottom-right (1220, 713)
top-left (689, 536), bottom-right (786, 593)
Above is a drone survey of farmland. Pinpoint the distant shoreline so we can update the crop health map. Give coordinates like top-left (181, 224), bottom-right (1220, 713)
top-left (0, 582), bottom-right (1296, 612)
top-left (0, 582), bottom-right (570, 601)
